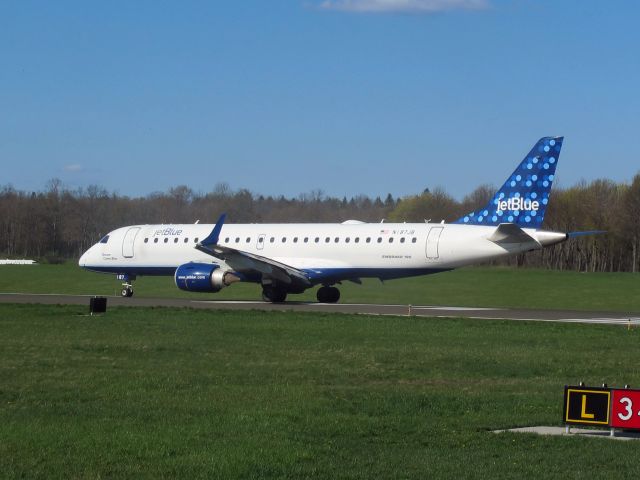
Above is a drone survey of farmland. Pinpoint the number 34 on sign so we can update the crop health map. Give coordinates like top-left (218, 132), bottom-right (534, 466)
top-left (611, 389), bottom-right (640, 429)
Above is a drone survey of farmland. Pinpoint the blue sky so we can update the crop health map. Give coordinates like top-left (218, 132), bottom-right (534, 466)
top-left (1, 0), bottom-right (639, 200)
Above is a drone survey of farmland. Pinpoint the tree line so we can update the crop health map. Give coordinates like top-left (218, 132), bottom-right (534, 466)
top-left (1, 175), bottom-right (639, 272)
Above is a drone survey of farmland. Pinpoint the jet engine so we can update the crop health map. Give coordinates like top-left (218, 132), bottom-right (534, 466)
top-left (174, 263), bottom-right (239, 293)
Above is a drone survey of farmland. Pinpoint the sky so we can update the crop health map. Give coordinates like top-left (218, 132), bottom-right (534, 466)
top-left (1, 0), bottom-right (639, 200)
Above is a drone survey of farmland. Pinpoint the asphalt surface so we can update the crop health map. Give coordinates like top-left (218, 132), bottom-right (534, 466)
top-left (1, 292), bottom-right (639, 326)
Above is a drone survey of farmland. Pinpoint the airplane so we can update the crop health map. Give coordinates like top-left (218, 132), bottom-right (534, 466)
top-left (79, 136), bottom-right (580, 303)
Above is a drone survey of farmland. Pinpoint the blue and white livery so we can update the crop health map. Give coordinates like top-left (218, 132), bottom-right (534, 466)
top-left (79, 137), bottom-right (574, 303)
top-left (454, 136), bottom-right (562, 228)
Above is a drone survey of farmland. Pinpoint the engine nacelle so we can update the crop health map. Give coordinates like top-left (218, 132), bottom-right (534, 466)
top-left (174, 263), bottom-right (239, 293)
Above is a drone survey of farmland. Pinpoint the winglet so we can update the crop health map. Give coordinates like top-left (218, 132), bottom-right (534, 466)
top-left (200, 213), bottom-right (226, 247)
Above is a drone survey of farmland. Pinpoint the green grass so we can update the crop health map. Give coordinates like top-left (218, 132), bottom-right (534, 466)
top-left (1, 263), bottom-right (640, 311)
top-left (2, 304), bottom-right (640, 479)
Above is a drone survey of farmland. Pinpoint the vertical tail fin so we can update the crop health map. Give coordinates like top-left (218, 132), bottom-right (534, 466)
top-left (454, 136), bottom-right (563, 228)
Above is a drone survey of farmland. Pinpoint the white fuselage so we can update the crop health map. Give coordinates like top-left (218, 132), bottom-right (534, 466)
top-left (78, 221), bottom-right (565, 284)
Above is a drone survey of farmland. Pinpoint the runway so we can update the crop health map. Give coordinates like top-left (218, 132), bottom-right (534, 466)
top-left (1, 292), bottom-right (639, 326)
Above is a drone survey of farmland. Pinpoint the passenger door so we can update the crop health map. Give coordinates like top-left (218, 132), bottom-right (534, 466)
top-left (122, 227), bottom-right (141, 258)
top-left (425, 227), bottom-right (443, 261)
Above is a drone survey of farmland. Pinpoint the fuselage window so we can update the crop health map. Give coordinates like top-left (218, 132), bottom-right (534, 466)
top-left (334, 237), bottom-right (339, 243)
top-left (304, 237), bottom-right (309, 243)
top-left (293, 237), bottom-right (298, 243)
top-left (366, 237), bottom-right (371, 243)
top-left (345, 237), bottom-right (350, 243)
top-left (377, 237), bottom-right (382, 243)
top-left (355, 237), bottom-right (360, 243)
top-left (389, 237), bottom-right (394, 243)
top-left (144, 238), bottom-right (148, 243)
top-left (154, 238), bottom-right (159, 243)
top-left (99, 235), bottom-right (110, 244)
top-left (270, 237), bottom-right (275, 243)
top-left (184, 238), bottom-right (189, 243)
top-left (258, 237), bottom-right (264, 243)
top-left (282, 237), bottom-right (287, 243)
top-left (235, 237), bottom-right (240, 243)
top-left (174, 238), bottom-right (179, 243)
top-left (412, 237), bottom-right (417, 243)
top-left (164, 238), bottom-right (169, 243)
top-left (315, 237), bottom-right (320, 243)
top-left (194, 238), bottom-right (199, 243)
top-left (246, 237), bottom-right (251, 243)
top-left (225, 237), bottom-right (230, 243)
top-left (400, 237), bottom-right (405, 243)
top-left (325, 237), bottom-right (330, 243)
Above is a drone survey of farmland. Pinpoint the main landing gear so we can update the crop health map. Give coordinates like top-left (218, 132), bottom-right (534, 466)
top-left (262, 285), bottom-right (287, 303)
top-left (316, 285), bottom-right (340, 304)
top-left (260, 283), bottom-right (341, 304)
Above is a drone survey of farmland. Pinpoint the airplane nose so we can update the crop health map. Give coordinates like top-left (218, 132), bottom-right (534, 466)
top-left (79, 249), bottom-right (90, 268)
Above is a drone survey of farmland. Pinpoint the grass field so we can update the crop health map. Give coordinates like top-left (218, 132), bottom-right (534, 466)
top-left (1, 304), bottom-right (640, 478)
top-left (1, 262), bottom-right (639, 312)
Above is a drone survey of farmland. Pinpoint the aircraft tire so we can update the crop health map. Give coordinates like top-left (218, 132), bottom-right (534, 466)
top-left (121, 286), bottom-right (134, 297)
top-left (262, 286), bottom-right (287, 303)
top-left (327, 286), bottom-right (340, 303)
top-left (317, 286), bottom-right (340, 303)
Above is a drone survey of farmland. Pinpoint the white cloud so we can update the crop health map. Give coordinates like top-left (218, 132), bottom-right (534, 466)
top-left (318, 0), bottom-right (490, 13)
top-left (64, 164), bottom-right (83, 172)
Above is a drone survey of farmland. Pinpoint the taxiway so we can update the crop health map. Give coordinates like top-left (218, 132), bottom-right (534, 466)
top-left (1, 293), bottom-right (639, 326)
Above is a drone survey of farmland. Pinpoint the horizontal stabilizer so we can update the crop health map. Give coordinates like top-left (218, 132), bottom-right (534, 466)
top-left (487, 223), bottom-right (538, 245)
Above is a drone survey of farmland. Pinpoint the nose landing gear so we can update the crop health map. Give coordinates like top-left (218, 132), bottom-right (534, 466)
top-left (121, 283), bottom-right (134, 297)
top-left (117, 274), bottom-right (136, 298)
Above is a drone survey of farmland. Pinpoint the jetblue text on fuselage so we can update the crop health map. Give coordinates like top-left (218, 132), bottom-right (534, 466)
top-left (496, 198), bottom-right (539, 212)
top-left (153, 227), bottom-right (183, 237)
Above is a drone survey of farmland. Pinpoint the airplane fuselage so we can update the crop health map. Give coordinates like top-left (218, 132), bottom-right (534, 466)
top-left (79, 221), bottom-right (566, 284)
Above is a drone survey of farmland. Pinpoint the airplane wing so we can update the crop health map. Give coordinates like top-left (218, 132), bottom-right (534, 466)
top-left (487, 223), bottom-right (540, 245)
top-left (196, 214), bottom-right (312, 288)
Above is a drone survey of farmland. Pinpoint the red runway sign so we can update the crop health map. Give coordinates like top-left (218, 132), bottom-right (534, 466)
top-left (610, 388), bottom-right (640, 429)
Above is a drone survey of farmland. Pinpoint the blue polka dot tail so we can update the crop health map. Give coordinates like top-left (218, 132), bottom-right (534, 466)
top-left (454, 136), bottom-right (563, 229)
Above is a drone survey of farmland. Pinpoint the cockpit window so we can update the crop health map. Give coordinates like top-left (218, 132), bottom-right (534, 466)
top-left (99, 235), bottom-right (110, 244)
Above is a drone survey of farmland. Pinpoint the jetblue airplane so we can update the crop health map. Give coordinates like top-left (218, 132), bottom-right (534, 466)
top-left (79, 137), bottom-right (574, 303)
